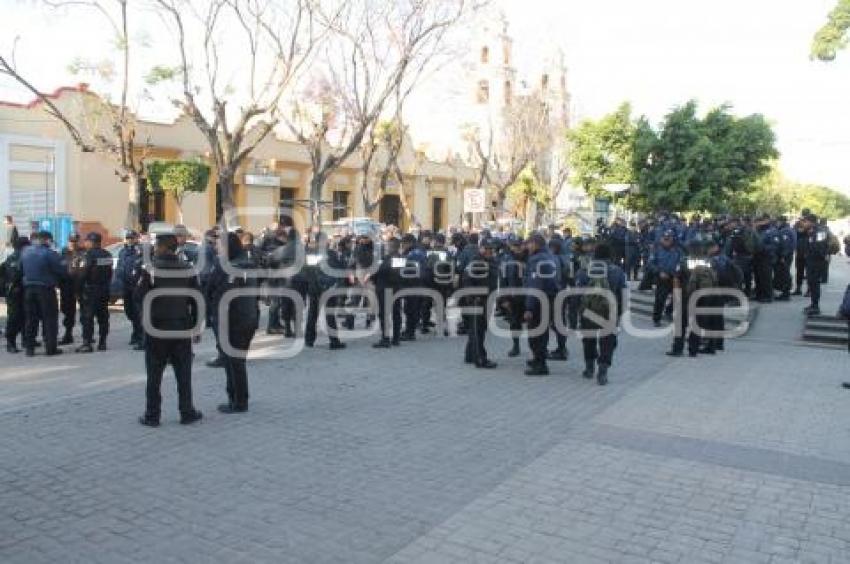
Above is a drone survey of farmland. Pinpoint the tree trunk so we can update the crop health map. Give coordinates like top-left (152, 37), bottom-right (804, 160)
top-left (309, 174), bottom-right (326, 226)
top-left (218, 170), bottom-right (236, 228)
top-left (125, 173), bottom-right (141, 231)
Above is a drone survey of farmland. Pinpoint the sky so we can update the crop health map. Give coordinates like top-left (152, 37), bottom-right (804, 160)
top-left (2, 0), bottom-right (849, 193)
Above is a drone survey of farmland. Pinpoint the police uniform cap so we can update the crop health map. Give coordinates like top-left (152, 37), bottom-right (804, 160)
top-left (124, 229), bottom-right (139, 239)
top-left (661, 229), bottom-right (676, 238)
top-left (86, 232), bottom-right (102, 243)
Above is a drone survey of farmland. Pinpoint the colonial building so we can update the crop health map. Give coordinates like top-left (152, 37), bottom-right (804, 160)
top-left (0, 85), bottom-right (489, 241)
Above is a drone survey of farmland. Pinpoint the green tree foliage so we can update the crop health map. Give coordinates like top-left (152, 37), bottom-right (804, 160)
top-left (812, 0), bottom-right (850, 61)
top-left (795, 185), bottom-right (850, 219)
top-left (633, 101), bottom-right (778, 213)
top-left (566, 102), bottom-right (636, 201)
top-left (728, 163), bottom-right (850, 219)
top-left (147, 160), bottom-right (211, 223)
top-left (508, 167), bottom-right (551, 230)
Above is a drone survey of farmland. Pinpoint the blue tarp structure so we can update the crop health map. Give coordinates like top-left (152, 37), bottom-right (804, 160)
top-left (36, 214), bottom-right (75, 249)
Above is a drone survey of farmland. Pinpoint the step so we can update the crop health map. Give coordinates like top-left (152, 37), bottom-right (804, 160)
top-left (806, 319), bottom-right (848, 332)
top-left (802, 329), bottom-right (849, 344)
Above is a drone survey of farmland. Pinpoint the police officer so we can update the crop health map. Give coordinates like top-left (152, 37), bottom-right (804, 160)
top-left (609, 218), bottom-right (627, 269)
top-left (649, 229), bottom-right (683, 327)
top-left (753, 216), bottom-right (778, 303)
top-left (59, 233), bottom-right (83, 345)
top-left (803, 214), bottom-right (829, 317)
top-left (1, 236), bottom-right (30, 352)
top-left (76, 232), bottom-right (113, 353)
top-left (425, 233), bottom-right (453, 336)
top-left (460, 237), bottom-right (499, 369)
top-left (793, 213), bottom-right (809, 295)
top-left (137, 233), bottom-right (203, 427)
top-left (209, 232), bottom-right (260, 414)
top-left (262, 226), bottom-right (287, 335)
top-left (304, 232), bottom-right (347, 350)
top-left (523, 233), bottom-right (561, 376)
top-left (576, 241), bottom-right (626, 385)
top-left (117, 230), bottom-right (143, 347)
top-left (499, 235), bottom-right (526, 357)
top-left (775, 216), bottom-right (796, 301)
top-left (279, 219), bottom-right (306, 339)
top-left (22, 231), bottom-right (67, 356)
top-left (372, 237), bottom-right (403, 348)
top-left (725, 222), bottom-right (755, 298)
top-left (399, 233), bottom-right (428, 341)
top-left (624, 221), bottom-right (641, 281)
top-left (547, 236), bottom-right (570, 362)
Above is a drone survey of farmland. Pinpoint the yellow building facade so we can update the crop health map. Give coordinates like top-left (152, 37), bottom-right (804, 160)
top-left (0, 85), bottom-right (490, 241)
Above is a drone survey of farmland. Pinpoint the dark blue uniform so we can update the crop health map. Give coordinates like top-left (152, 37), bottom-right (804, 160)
top-left (22, 243), bottom-right (67, 355)
top-left (117, 243), bottom-right (143, 344)
top-left (524, 248), bottom-right (561, 371)
top-left (649, 245), bottom-right (684, 325)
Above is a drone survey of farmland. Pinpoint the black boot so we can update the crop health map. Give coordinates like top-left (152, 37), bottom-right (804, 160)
top-left (284, 321), bottom-right (295, 338)
top-left (76, 343), bottom-right (94, 354)
top-left (548, 348), bottom-right (568, 361)
top-left (597, 364), bottom-right (609, 386)
top-left (59, 332), bottom-right (73, 346)
top-left (180, 410), bottom-right (203, 425)
top-left (206, 356), bottom-right (225, 368)
top-left (525, 362), bottom-right (550, 377)
top-left (97, 338), bottom-right (107, 351)
top-left (582, 360), bottom-right (595, 379)
top-left (217, 403), bottom-right (248, 414)
top-left (507, 340), bottom-right (521, 357)
top-left (6, 342), bottom-right (20, 354)
top-left (138, 415), bottom-right (160, 427)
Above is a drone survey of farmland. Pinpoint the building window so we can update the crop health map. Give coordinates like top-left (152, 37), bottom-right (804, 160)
top-left (541, 74), bottom-right (549, 91)
top-left (503, 42), bottom-right (511, 66)
top-left (477, 80), bottom-right (490, 104)
top-left (332, 190), bottom-right (349, 221)
top-left (504, 81), bottom-right (512, 105)
top-left (480, 46), bottom-right (489, 64)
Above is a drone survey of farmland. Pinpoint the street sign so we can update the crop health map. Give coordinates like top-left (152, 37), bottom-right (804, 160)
top-left (463, 188), bottom-right (486, 213)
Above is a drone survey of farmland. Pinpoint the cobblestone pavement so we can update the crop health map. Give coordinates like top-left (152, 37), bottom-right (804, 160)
top-left (1, 262), bottom-right (848, 563)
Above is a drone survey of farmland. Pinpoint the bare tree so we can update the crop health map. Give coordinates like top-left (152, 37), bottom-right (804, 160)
top-left (150, 0), bottom-right (322, 222)
top-left (464, 92), bottom-right (556, 215)
top-left (286, 0), bottom-right (482, 225)
top-left (0, 0), bottom-right (150, 229)
top-left (358, 115), bottom-right (406, 216)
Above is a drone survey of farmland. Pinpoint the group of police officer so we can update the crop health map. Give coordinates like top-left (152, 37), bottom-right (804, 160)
top-left (224, 223), bottom-right (629, 384)
top-left (1, 206), bottom-right (842, 426)
top-left (1, 230), bottom-right (112, 357)
top-left (624, 210), bottom-right (840, 330)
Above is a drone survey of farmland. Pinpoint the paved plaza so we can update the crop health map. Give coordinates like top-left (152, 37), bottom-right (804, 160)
top-left (1, 262), bottom-right (849, 564)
